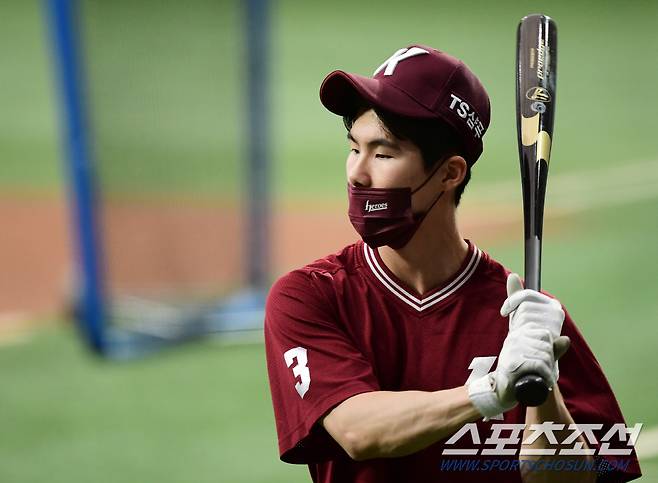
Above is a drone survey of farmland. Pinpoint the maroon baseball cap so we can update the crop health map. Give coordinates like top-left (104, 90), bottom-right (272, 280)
top-left (320, 45), bottom-right (490, 164)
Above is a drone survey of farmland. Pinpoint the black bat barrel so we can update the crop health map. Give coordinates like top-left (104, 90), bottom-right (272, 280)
top-left (515, 13), bottom-right (558, 407)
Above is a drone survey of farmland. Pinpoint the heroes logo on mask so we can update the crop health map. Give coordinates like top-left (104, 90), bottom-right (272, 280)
top-left (365, 200), bottom-right (388, 212)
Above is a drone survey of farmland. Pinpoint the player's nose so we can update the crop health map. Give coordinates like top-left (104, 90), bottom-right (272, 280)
top-left (347, 154), bottom-right (372, 188)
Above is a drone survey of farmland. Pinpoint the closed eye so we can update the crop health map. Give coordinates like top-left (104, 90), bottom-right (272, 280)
top-left (375, 154), bottom-right (392, 159)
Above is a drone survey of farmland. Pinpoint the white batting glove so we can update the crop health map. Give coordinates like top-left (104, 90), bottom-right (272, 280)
top-left (469, 324), bottom-right (567, 418)
top-left (499, 273), bottom-right (566, 338)
top-left (500, 272), bottom-right (570, 382)
top-left (468, 273), bottom-right (570, 419)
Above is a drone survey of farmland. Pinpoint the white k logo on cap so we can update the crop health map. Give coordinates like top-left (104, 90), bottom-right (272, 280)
top-left (373, 47), bottom-right (430, 76)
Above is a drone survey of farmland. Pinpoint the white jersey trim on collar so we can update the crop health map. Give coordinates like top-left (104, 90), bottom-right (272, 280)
top-left (363, 243), bottom-right (482, 312)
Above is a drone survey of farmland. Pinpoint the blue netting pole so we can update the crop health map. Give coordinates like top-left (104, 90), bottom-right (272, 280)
top-left (245, 0), bottom-right (271, 291)
top-left (46, 0), bottom-right (107, 353)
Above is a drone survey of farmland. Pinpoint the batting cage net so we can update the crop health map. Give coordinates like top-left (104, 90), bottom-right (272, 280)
top-left (49, 0), bottom-right (270, 357)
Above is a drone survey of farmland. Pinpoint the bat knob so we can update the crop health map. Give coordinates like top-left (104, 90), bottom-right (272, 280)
top-left (514, 374), bottom-right (549, 406)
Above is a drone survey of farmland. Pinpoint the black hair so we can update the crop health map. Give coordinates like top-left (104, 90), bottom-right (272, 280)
top-left (343, 106), bottom-right (472, 206)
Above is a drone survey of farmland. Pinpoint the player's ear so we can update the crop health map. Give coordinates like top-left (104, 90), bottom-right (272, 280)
top-left (439, 155), bottom-right (468, 190)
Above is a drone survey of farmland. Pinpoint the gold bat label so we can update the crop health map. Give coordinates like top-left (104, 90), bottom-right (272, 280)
top-left (521, 113), bottom-right (552, 163)
top-left (525, 87), bottom-right (551, 102)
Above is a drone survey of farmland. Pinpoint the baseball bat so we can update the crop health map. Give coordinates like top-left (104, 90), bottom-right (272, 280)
top-left (515, 14), bottom-right (558, 407)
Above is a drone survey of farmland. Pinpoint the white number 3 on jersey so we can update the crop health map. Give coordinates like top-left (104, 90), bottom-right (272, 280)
top-left (284, 347), bottom-right (311, 399)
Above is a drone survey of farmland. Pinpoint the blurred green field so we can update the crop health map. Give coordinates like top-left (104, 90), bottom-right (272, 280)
top-left (1, 0), bottom-right (657, 482)
top-left (0, 328), bottom-right (306, 483)
top-left (3, 0), bottom-right (658, 198)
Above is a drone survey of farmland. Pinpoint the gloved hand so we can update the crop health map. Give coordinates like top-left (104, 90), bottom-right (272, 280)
top-left (468, 273), bottom-right (570, 419)
top-left (500, 273), bottom-right (565, 339)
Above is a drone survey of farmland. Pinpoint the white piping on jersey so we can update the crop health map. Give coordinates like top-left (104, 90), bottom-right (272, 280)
top-left (363, 243), bottom-right (482, 312)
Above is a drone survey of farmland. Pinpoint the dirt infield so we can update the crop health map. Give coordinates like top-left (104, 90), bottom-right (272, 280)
top-left (0, 195), bottom-right (527, 319)
top-left (0, 196), bottom-right (72, 317)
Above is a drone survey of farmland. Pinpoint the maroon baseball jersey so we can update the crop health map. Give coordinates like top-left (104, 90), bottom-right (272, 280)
top-left (264, 240), bottom-right (641, 482)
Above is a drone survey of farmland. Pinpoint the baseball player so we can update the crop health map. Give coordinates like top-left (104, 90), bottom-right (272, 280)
top-left (264, 45), bottom-right (641, 483)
